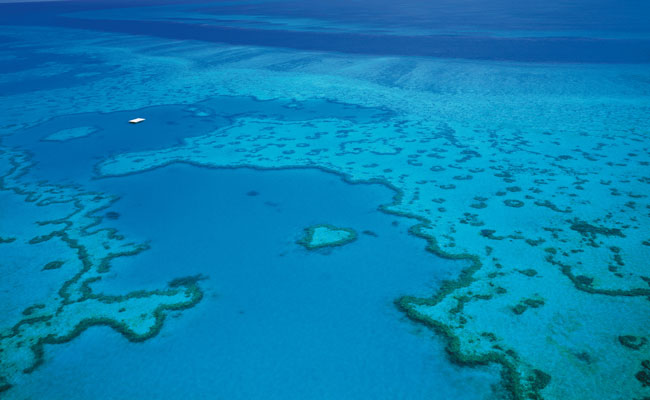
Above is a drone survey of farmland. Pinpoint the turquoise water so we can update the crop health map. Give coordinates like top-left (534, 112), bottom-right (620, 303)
top-left (5, 97), bottom-right (389, 184)
top-left (11, 165), bottom-right (500, 399)
top-left (1, 1), bottom-right (649, 399)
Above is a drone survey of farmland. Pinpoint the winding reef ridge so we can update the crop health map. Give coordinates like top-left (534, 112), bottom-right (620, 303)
top-left (0, 149), bottom-right (204, 391)
top-left (96, 113), bottom-right (650, 399)
top-left (0, 11), bottom-right (649, 400)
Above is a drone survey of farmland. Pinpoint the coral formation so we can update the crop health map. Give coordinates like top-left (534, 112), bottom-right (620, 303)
top-left (1, 23), bottom-right (648, 400)
top-left (297, 224), bottom-right (358, 250)
top-left (0, 149), bottom-right (204, 390)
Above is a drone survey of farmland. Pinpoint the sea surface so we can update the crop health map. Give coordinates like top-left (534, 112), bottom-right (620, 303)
top-left (0, 1), bottom-right (649, 400)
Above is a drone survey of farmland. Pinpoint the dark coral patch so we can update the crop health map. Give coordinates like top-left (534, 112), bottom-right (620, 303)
top-left (530, 369), bottom-right (551, 391)
top-left (504, 199), bottom-right (525, 208)
top-left (575, 275), bottom-right (594, 287)
top-left (168, 274), bottom-right (208, 288)
top-left (619, 335), bottom-right (648, 350)
top-left (42, 261), bottom-right (64, 271)
top-left (105, 211), bottom-right (120, 220)
top-left (518, 269), bottom-right (538, 277)
top-left (569, 218), bottom-right (625, 238)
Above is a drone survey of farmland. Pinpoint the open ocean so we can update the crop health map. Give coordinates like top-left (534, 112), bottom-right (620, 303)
top-left (1, 1), bottom-right (649, 399)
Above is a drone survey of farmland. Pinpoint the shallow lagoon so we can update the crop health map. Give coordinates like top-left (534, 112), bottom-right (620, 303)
top-left (1, 0), bottom-right (649, 398)
top-left (9, 164), bottom-right (500, 399)
top-left (4, 96), bottom-right (391, 184)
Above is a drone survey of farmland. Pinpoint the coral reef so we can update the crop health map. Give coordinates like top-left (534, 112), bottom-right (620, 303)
top-left (1, 24), bottom-right (649, 399)
top-left (0, 149), bottom-right (204, 390)
top-left (96, 111), bottom-right (650, 399)
top-left (297, 224), bottom-right (358, 250)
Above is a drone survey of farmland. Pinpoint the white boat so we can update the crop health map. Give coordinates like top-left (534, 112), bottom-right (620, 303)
top-left (129, 118), bottom-right (146, 124)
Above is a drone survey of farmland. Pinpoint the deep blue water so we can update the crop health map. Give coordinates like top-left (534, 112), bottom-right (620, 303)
top-left (4, 97), bottom-right (391, 183)
top-left (1, 0), bottom-right (650, 62)
top-left (1, 91), bottom-right (501, 398)
top-left (14, 165), bottom-right (500, 399)
top-left (1, 1), bottom-right (649, 399)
